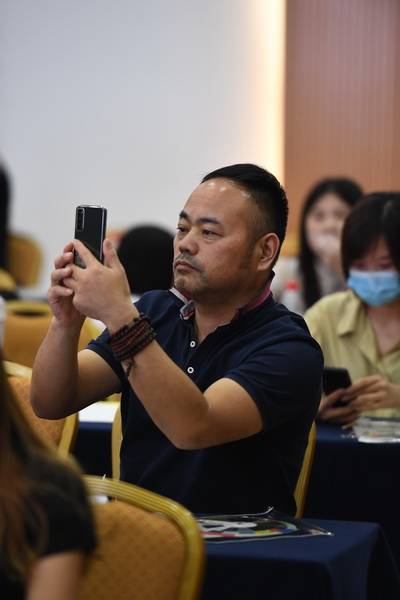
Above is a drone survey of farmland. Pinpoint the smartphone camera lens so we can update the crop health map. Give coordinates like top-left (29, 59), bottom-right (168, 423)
top-left (76, 207), bottom-right (85, 232)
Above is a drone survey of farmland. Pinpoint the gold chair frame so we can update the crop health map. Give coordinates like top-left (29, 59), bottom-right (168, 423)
top-left (112, 403), bottom-right (122, 480)
top-left (83, 475), bottom-right (205, 600)
top-left (4, 360), bottom-right (78, 455)
top-left (112, 405), bottom-right (316, 518)
top-left (294, 421), bottom-right (317, 518)
top-left (3, 300), bottom-right (100, 368)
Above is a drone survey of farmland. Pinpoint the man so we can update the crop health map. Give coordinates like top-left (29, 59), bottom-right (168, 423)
top-left (31, 163), bottom-right (323, 515)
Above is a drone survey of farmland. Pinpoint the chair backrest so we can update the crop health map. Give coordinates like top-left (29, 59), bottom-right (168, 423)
top-left (112, 403), bottom-right (122, 479)
top-left (112, 405), bottom-right (316, 518)
top-left (7, 232), bottom-right (43, 286)
top-left (80, 476), bottom-right (205, 600)
top-left (3, 300), bottom-right (99, 368)
top-left (294, 421), bottom-right (317, 518)
top-left (0, 267), bottom-right (17, 293)
top-left (4, 360), bottom-right (78, 455)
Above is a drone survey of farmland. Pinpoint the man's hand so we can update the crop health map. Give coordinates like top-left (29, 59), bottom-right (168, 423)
top-left (48, 242), bottom-right (84, 328)
top-left (343, 375), bottom-right (400, 412)
top-left (63, 238), bottom-right (137, 331)
top-left (317, 387), bottom-right (360, 425)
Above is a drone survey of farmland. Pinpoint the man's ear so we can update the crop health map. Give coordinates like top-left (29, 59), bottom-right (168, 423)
top-left (256, 233), bottom-right (280, 273)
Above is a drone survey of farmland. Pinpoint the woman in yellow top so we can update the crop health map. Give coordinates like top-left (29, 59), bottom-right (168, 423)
top-left (305, 192), bottom-right (400, 425)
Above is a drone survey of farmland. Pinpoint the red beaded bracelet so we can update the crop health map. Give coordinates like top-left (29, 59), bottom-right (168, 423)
top-left (109, 313), bottom-right (156, 370)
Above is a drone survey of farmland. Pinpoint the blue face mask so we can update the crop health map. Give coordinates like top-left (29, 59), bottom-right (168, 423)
top-left (347, 269), bottom-right (400, 307)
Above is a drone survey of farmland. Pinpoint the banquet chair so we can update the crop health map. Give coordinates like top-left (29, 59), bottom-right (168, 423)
top-left (3, 300), bottom-right (100, 368)
top-left (112, 405), bottom-right (318, 518)
top-left (294, 421), bottom-right (317, 518)
top-left (4, 360), bottom-right (78, 455)
top-left (80, 476), bottom-right (205, 600)
top-left (7, 232), bottom-right (43, 286)
top-left (0, 267), bottom-right (17, 294)
top-left (112, 403), bottom-right (122, 479)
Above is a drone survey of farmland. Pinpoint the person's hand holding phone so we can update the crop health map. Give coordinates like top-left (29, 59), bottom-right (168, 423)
top-left (318, 367), bottom-right (360, 425)
top-left (318, 388), bottom-right (361, 425)
top-left (63, 238), bottom-right (135, 332)
top-left (47, 241), bottom-right (85, 329)
top-left (342, 375), bottom-right (400, 412)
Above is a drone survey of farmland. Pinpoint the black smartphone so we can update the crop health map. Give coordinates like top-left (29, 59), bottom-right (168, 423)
top-left (322, 367), bottom-right (352, 397)
top-left (74, 205), bottom-right (107, 268)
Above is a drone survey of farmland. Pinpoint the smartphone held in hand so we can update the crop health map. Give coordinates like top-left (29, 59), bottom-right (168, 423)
top-left (322, 367), bottom-right (353, 408)
top-left (74, 205), bottom-right (107, 268)
top-left (322, 367), bottom-right (352, 396)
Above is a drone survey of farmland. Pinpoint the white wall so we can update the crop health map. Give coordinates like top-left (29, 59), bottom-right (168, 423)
top-left (0, 0), bottom-right (285, 295)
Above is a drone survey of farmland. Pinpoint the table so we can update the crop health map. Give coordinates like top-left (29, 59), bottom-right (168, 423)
top-left (202, 519), bottom-right (400, 600)
top-left (305, 423), bottom-right (400, 568)
top-left (74, 414), bottom-right (400, 591)
top-left (74, 402), bottom-right (116, 478)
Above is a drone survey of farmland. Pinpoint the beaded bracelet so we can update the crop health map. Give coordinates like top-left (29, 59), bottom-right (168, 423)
top-left (109, 313), bottom-right (156, 375)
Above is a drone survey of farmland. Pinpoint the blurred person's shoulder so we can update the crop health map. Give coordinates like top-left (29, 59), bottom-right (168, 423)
top-left (306, 289), bottom-right (357, 318)
top-left (304, 289), bottom-right (361, 340)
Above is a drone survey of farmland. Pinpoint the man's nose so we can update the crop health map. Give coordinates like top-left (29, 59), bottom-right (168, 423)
top-left (178, 230), bottom-right (198, 255)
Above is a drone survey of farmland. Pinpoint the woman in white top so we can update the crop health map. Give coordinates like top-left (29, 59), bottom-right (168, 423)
top-left (273, 177), bottom-right (363, 313)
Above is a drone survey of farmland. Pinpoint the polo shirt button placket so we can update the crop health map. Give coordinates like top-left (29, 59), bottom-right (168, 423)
top-left (187, 366), bottom-right (194, 375)
top-left (190, 340), bottom-right (196, 348)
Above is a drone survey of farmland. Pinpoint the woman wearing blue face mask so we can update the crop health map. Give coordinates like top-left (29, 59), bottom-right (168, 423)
top-left (304, 192), bottom-right (400, 425)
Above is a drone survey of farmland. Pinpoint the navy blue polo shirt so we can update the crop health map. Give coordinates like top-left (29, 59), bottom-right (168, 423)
top-left (87, 289), bottom-right (323, 515)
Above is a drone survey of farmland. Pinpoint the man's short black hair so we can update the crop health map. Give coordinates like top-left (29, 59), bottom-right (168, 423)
top-left (201, 163), bottom-right (288, 249)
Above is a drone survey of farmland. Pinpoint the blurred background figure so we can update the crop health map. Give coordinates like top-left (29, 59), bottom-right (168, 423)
top-left (0, 162), bottom-right (16, 299)
top-left (273, 177), bottom-right (363, 314)
top-left (117, 224), bottom-right (174, 300)
top-left (0, 162), bottom-right (10, 271)
top-left (305, 192), bottom-right (400, 425)
top-left (0, 350), bottom-right (96, 597)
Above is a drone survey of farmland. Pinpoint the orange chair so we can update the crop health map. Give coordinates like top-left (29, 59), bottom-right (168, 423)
top-left (0, 267), bottom-right (17, 293)
top-left (7, 232), bottom-right (43, 287)
top-left (111, 403), bottom-right (316, 518)
top-left (3, 300), bottom-right (100, 368)
top-left (111, 403), bottom-right (122, 479)
top-left (294, 421), bottom-right (317, 517)
top-left (4, 360), bottom-right (78, 455)
top-left (80, 476), bottom-right (205, 600)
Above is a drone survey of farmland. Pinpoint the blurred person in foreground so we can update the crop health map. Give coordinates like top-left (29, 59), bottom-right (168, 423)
top-left (31, 163), bottom-right (323, 516)
top-left (0, 161), bottom-right (10, 271)
top-left (305, 192), bottom-right (400, 425)
top-left (273, 177), bottom-right (363, 313)
top-left (0, 351), bottom-right (96, 598)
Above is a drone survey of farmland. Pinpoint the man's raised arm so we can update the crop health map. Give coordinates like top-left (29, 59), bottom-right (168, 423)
top-left (31, 242), bottom-right (119, 419)
top-left (60, 239), bottom-right (263, 448)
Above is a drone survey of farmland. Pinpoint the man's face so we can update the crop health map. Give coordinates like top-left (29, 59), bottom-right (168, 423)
top-left (173, 178), bottom-right (262, 303)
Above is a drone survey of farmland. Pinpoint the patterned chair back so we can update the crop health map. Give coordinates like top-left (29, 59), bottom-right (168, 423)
top-left (80, 476), bottom-right (205, 600)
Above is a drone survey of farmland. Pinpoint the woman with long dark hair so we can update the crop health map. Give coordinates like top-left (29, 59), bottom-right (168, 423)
top-left (0, 353), bottom-right (96, 598)
top-left (273, 177), bottom-right (363, 313)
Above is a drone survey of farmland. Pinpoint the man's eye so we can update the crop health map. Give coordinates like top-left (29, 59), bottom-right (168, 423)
top-left (177, 225), bottom-right (187, 233)
top-left (203, 229), bottom-right (217, 237)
